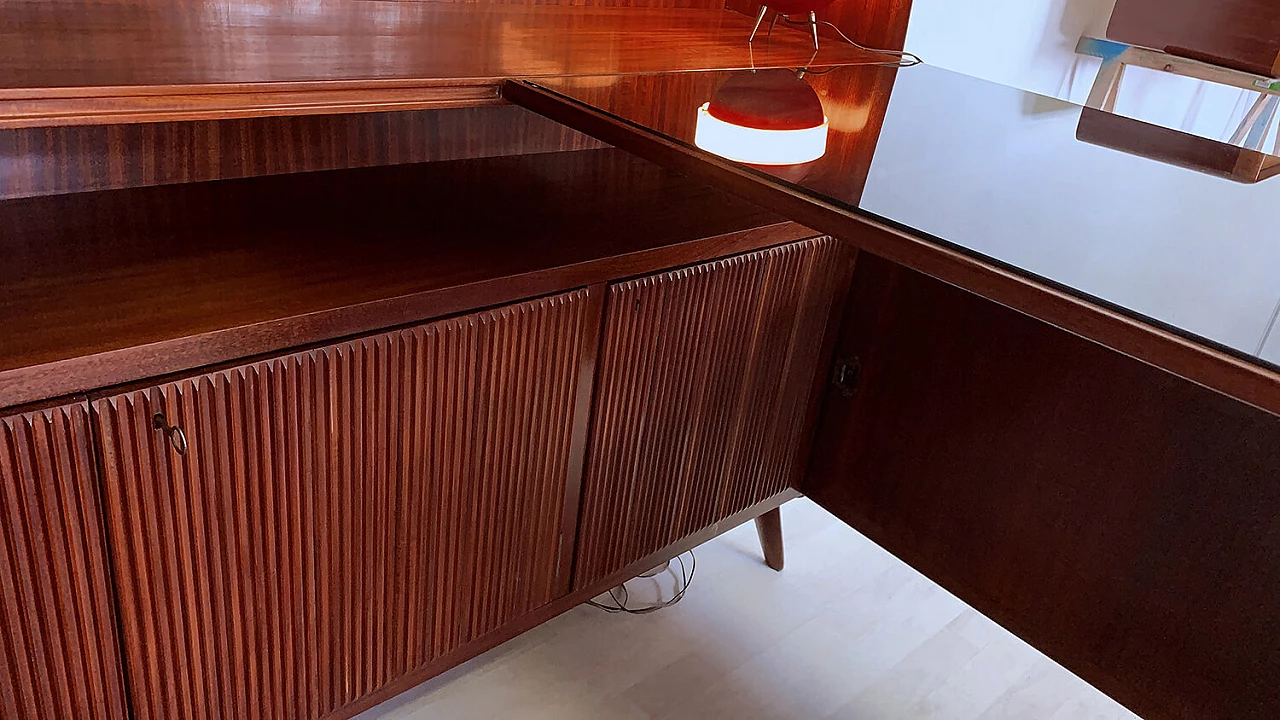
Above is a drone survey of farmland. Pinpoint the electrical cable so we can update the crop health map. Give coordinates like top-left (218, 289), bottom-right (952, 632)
top-left (586, 550), bottom-right (696, 615)
top-left (779, 17), bottom-right (923, 67)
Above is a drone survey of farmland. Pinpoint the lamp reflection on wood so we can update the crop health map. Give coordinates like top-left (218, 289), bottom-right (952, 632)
top-left (747, 0), bottom-right (837, 51)
top-left (693, 69), bottom-right (829, 166)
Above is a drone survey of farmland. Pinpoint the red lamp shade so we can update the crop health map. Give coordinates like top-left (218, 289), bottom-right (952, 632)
top-left (694, 69), bottom-right (829, 165)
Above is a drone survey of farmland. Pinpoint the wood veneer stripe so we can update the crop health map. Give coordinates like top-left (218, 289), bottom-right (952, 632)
top-left (96, 290), bottom-right (588, 720)
top-left (0, 403), bottom-right (128, 720)
top-left (572, 238), bottom-right (840, 590)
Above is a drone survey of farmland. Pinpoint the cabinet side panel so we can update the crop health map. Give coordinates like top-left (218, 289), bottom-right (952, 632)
top-left (0, 403), bottom-right (128, 720)
top-left (573, 237), bottom-right (841, 590)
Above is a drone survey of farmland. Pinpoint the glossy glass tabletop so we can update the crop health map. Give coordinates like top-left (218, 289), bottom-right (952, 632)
top-left (527, 63), bottom-right (1280, 368)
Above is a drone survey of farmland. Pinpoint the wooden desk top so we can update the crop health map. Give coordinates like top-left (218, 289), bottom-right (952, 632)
top-left (0, 1), bottom-right (865, 128)
top-left (510, 68), bottom-right (1280, 417)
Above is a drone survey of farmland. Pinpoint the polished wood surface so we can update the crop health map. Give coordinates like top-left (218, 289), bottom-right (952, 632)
top-left (1107, 0), bottom-right (1280, 76)
top-left (806, 253), bottom-right (1280, 720)
top-left (0, 148), bottom-right (815, 410)
top-left (95, 289), bottom-right (591, 720)
top-left (0, 3), bottom-right (871, 128)
top-left (0, 105), bottom-right (602, 200)
top-left (1077, 105), bottom-right (1280, 184)
top-left (529, 65), bottom-right (901, 206)
top-left (725, 0), bottom-right (911, 52)
top-left (572, 237), bottom-right (848, 590)
top-left (753, 506), bottom-right (784, 571)
top-left (0, 402), bottom-right (128, 720)
top-left (506, 79), bottom-right (1280, 418)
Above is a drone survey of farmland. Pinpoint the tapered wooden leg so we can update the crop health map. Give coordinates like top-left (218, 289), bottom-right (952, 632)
top-left (755, 507), bottom-right (784, 571)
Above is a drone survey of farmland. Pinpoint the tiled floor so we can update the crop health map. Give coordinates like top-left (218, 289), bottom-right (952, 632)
top-left (357, 499), bottom-right (1141, 719)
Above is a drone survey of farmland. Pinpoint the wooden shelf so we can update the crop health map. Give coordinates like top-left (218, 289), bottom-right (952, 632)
top-left (0, 147), bottom-right (810, 409)
top-left (0, 2), bottom-right (868, 128)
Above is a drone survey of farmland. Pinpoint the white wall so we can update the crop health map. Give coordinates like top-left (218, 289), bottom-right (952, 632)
top-left (903, 0), bottom-right (1115, 102)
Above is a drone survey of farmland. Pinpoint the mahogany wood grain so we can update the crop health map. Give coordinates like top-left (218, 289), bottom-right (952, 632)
top-left (0, 402), bottom-right (128, 720)
top-left (423, 0), bottom-right (723, 7)
top-left (1107, 0), bottom-right (1280, 76)
top-left (94, 289), bottom-right (591, 720)
top-left (0, 148), bottom-right (816, 410)
top-left (806, 254), bottom-right (1280, 720)
top-left (555, 283), bottom-right (608, 598)
top-left (0, 105), bottom-right (603, 200)
top-left (572, 236), bottom-right (848, 590)
top-left (0, 3), bottom-right (872, 128)
top-left (725, 0), bottom-right (912, 53)
top-left (506, 79), bottom-right (1280, 418)
top-left (753, 507), bottom-right (784, 571)
top-left (325, 487), bottom-right (801, 720)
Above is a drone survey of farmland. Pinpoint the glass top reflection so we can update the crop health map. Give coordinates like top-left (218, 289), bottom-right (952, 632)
top-left (531, 63), bottom-right (1280, 367)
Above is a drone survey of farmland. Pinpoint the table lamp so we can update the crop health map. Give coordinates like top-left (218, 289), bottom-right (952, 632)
top-left (693, 69), bottom-right (829, 166)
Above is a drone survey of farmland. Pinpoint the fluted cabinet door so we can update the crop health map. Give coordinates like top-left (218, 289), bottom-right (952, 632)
top-left (94, 289), bottom-right (594, 720)
top-left (0, 402), bottom-right (129, 720)
top-left (573, 237), bottom-right (847, 590)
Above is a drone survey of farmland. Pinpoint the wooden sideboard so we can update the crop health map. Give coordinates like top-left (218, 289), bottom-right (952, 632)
top-left (0, 140), bottom-right (847, 720)
top-left (6, 2), bottom-right (1280, 719)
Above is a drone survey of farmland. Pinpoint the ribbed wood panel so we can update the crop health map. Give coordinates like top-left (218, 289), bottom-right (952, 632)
top-left (95, 289), bottom-right (591, 720)
top-left (0, 403), bottom-right (128, 720)
top-left (574, 237), bottom-right (843, 590)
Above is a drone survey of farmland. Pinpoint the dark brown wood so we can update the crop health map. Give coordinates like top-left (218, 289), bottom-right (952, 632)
top-left (94, 289), bottom-right (592, 720)
top-left (726, 0), bottom-right (912, 54)
top-left (806, 253), bottom-right (1280, 720)
top-left (326, 487), bottom-right (801, 720)
top-left (1107, 0), bottom-right (1280, 76)
top-left (0, 105), bottom-right (603, 200)
top-left (431, 0), bottom-right (725, 8)
top-left (555, 283), bottom-right (608, 599)
top-left (1077, 106), bottom-right (1280, 184)
top-left (0, 402), bottom-right (129, 720)
top-left (0, 3), bottom-right (871, 128)
top-left (505, 79), bottom-right (1280, 418)
top-left (753, 507), bottom-right (784, 571)
top-left (572, 236), bottom-right (848, 590)
top-left (0, 147), bottom-right (817, 411)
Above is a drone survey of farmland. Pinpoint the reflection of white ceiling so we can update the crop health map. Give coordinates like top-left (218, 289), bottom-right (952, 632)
top-left (862, 66), bottom-right (1280, 357)
top-left (1261, 322), bottom-right (1280, 365)
top-left (903, 0), bottom-right (1261, 143)
top-left (904, 0), bottom-right (1117, 101)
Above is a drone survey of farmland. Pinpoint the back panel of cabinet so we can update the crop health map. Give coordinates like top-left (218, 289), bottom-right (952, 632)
top-left (572, 237), bottom-right (848, 590)
top-left (93, 289), bottom-right (593, 720)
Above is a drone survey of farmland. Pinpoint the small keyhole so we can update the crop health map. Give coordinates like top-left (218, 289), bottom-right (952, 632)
top-left (832, 357), bottom-right (860, 397)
